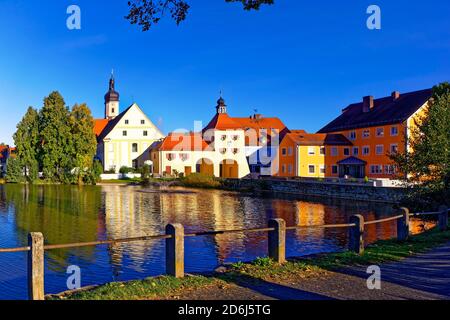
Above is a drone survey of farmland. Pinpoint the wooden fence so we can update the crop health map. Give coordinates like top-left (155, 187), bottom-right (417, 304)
top-left (0, 205), bottom-right (448, 300)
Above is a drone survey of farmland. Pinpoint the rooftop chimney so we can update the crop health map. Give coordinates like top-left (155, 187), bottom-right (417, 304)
top-left (391, 91), bottom-right (400, 100)
top-left (363, 96), bottom-right (374, 113)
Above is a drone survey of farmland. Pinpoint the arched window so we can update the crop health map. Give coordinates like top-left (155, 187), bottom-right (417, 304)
top-left (132, 143), bottom-right (138, 153)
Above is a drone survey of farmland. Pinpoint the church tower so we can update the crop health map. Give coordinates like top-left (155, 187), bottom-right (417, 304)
top-left (216, 96), bottom-right (227, 114)
top-left (104, 72), bottom-right (120, 119)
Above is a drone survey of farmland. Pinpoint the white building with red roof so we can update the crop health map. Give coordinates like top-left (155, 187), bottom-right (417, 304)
top-left (93, 75), bottom-right (164, 172)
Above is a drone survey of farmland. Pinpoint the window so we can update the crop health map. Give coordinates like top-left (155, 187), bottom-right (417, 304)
top-left (282, 148), bottom-right (287, 156)
top-left (308, 165), bottom-right (315, 174)
top-left (141, 120), bottom-right (145, 125)
top-left (288, 164), bottom-right (293, 173)
top-left (344, 148), bottom-right (350, 156)
top-left (332, 165), bottom-right (338, 174)
top-left (320, 147), bottom-right (325, 155)
top-left (288, 147), bottom-right (293, 156)
top-left (376, 127), bottom-right (384, 137)
top-left (320, 165), bottom-right (326, 174)
top-left (166, 153), bottom-right (176, 161)
top-left (233, 148), bottom-right (239, 154)
top-left (390, 144), bottom-right (398, 154)
top-left (143, 130), bottom-right (148, 136)
top-left (221, 135), bottom-right (227, 141)
top-left (363, 129), bottom-right (370, 138)
top-left (232, 135), bottom-right (239, 141)
top-left (281, 164), bottom-right (286, 173)
top-left (349, 131), bottom-right (357, 140)
top-left (122, 130), bottom-right (127, 136)
top-left (308, 147), bottom-right (315, 155)
top-left (132, 143), bottom-right (138, 153)
top-left (362, 146), bottom-right (370, 155)
top-left (376, 145), bottom-right (384, 155)
top-left (331, 147), bottom-right (338, 156)
top-left (219, 148), bottom-right (227, 154)
top-left (384, 165), bottom-right (396, 175)
top-left (370, 165), bottom-right (383, 174)
top-left (112, 108), bottom-right (115, 113)
top-left (390, 126), bottom-right (398, 136)
top-left (125, 120), bottom-right (129, 125)
top-left (353, 147), bottom-right (359, 156)
top-left (132, 160), bottom-right (138, 169)
top-left (180, 153), bottom-right (189, 161)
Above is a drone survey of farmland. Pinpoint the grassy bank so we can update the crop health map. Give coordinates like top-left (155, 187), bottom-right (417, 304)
top-left (53, 223), bottom-right (450, 300)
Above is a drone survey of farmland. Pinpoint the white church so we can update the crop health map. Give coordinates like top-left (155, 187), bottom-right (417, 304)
top-left (94, 74), bottom-right (164, 173)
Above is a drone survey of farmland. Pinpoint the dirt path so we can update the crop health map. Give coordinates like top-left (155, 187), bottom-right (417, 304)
top-left (165, 242), bottom-right (450, 300)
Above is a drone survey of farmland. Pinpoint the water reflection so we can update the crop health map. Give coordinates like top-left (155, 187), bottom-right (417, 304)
top-left (0, 184), bottom-right (422, 299)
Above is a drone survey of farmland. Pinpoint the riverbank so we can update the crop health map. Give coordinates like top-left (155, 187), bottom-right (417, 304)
top-left (50, 223), bottom-right (450, 300)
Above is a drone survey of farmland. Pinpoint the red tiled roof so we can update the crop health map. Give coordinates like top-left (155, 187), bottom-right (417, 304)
top-left (285, 132), bottom-right (352, 146)
top-left (93, 119), bottom-right (109, 137)
top-left (202, 113), bottom-right (244, 131)
top-left (158, 132), bottom-right (210, 151)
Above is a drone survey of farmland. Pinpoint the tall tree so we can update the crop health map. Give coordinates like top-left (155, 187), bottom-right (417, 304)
top-left (126, 0), bottom-right (274, 31)
top-left (69, 104), bottom-right (98, 184)
top-left (13, 107), bottom-right (40, 181)
top-left (39, 92), bottom-right (73, 182)
top-left (391, 83), bottom-right (450, 207)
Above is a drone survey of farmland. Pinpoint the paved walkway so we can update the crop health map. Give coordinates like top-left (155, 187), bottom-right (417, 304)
top-left (169, 242), bottom-right (450, 300)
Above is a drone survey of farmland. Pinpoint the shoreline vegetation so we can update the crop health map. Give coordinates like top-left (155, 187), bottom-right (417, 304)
top-left (50, 223), bottom-right (450, 300)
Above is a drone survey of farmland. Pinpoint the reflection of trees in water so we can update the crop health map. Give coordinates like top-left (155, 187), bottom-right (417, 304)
top-left (4, 184), bottom-right (103, 271)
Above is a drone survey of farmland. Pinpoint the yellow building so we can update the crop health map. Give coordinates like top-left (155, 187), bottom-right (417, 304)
top-left (278, 130), bottom-right (352, 178)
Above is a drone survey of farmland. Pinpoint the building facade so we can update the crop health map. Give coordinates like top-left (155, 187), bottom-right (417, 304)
top-left (94, 75), bottom-right (164, 173)
top-left (150, 97), bottom-right (287, 178)
top-left (318, 89), bottom-right (433, 179)
top-left (277, 131), bottom-right (352, 178)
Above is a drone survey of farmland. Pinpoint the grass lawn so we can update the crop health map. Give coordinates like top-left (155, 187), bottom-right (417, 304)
top-left (52, 223), bottom-right (450, 300)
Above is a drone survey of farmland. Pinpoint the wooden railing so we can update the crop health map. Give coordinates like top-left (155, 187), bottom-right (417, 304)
top-left (0, 206), bottom-right (448, 300)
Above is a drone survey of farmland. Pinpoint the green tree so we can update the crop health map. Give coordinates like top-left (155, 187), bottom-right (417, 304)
top-left (70, 104), bottom-right (98, 185)
top-left (126, 0), bottom-right (274, 31)
top-left (391, 83), bottom-right (450, 207)
top-left (5, 157), bottom-right (25, 183)
top-left (39, 91), bottom-right (74, 182)
top-left (13, 107), bottom-right (40, 182)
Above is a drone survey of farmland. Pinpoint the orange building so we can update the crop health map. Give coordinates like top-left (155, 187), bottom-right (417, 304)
top-left (277, 130), bottom-right (352, 178)
top-left (318, 89), bottom-right (433, 179)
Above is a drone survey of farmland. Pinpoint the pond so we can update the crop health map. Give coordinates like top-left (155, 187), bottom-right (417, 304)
top-left (0, 184), bottom-right (413, 299)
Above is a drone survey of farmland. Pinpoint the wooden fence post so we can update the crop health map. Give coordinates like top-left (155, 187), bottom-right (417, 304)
top-left (397, 207), bottom-right (410, 241)
top-left (165, 223), bottom-right (184, 278)
top-left (349, 215), bottom-right (364, 255)
top-left (268, 218), bottom-right (286, 264)
top-left (438, 206), bottom-right (448, 232)
top-left (28, 232), bottom-right (44, 300)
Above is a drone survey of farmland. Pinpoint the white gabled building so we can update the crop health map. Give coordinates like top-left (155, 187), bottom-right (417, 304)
top-left (94, 75), bottom-right (164, 173)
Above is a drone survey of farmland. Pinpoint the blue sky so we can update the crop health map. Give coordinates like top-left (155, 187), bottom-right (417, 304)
top-left (0, 0), bottom-right (449, 145)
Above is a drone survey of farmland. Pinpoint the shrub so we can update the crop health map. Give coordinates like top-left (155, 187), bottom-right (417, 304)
top-left (119, 166), bottom-right (135, 174)
top-left (181, 173), bottom-right (221, 189)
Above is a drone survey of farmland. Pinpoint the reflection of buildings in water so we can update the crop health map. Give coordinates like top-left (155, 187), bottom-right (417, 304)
top-left (102, 186), bottom-right (163, 272)
top-left (410, 218), bottom-right (436, 235)
top-left (293, 201), bottom-right (326, 241)
top-left (208, 191), bottom-right (245, 264)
